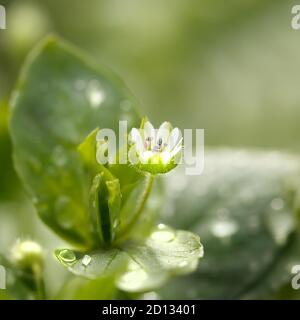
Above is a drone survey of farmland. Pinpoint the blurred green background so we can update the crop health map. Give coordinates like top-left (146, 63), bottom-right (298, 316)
top-left (1, 0), bottom-right (299, 148)
top-left (1, 0), bottom-right (300, 298)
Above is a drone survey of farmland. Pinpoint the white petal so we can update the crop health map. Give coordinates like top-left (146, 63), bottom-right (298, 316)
top-left (140, 151), bottom-right (153, 164)
top-left (156, 122), bottom-right (172, 148)
top-left (161, 151), bottom-right (172, 164)
top-left (143, 121), bottom-right (156, 148)
top-left (130, 128), bottom-right (139, 142)
top-left (128, 145), bottom-right (139, 164)
top-left (170, 138), bottom-right (183, 157)
top-left (166, 127), bottom-right (182, 151)
top-left (130, 128), bottom-right (143, 152)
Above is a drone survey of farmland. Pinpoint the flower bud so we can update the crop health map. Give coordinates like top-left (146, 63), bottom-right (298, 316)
top-left (10, 240), bottom-right (43, 272)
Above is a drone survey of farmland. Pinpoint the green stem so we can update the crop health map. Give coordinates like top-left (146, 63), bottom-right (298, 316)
top-left (117, 174), bottom-right (154, 241)
top-left (33, 264), bottom-right (46, 300)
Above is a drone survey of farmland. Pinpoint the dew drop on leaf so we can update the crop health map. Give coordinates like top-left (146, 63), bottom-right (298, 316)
top-left (118, 261), bottom-right (149, 291)
top-left (57, 249), bottom-right (76, 265)
top-left (86, 79), bottom-right (105, 109)
top-left (81, 255), bottom-right (92, 267)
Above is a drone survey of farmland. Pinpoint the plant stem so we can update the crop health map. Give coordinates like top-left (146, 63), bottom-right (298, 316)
top-left (33, 264), bottom-right (46, 300)
top-left (117, 173), bottom-right (154, 241)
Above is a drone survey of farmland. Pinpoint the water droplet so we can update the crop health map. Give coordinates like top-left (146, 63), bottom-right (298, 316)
top-left (58, 249), bottom-right (76, 265)
top-left (118, 261), bottom-right (148, 291)
top-left (211, 220), bottom-right (238, 238)
top-left (82, 255), bottom-right (92, 267)
top-left (270, 198), bottom-right (284, 211)
top-left (151, 224), bottom-right (175, 242)
top-left (52, 145), bottom-right (67, 167)
top-left (86, 80), bottom-right (105, 109)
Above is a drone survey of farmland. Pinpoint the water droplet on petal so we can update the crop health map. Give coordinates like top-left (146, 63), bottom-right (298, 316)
top-left (151, 224), bottom-right (175, 242)
top-left (118, 261), bottom-right (148, 291)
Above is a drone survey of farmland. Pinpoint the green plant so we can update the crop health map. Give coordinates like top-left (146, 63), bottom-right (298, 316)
top-left (5, 36), bottom-right (203, 299)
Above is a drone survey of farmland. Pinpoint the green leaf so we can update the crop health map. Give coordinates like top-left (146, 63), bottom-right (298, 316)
top-left (9, 35), bottom-right (140, 249)
top-left (56, 276), bottom-right (118, 300)
top-left (55, 224), bottom-right (203, 293)
top-left (108, 164), bottom-right (154, 240)
top-left (88, 173), bottom-right (121, 246)
top-left (0, 102), bottom-right (19, 200)
top-left (159, 149), bottom-right (300, 299)
top-left (78, 126), bottom-right (154, 244)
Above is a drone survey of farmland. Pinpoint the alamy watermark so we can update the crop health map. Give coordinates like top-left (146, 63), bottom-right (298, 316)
top-left (291, 5), bottom-right (300, 30)
top-left (0, 5), bottom-right (6, 30)
top-left (0, 265), bottom-right (6, 290)
top-left (95, 121), bottom-right (204, 176)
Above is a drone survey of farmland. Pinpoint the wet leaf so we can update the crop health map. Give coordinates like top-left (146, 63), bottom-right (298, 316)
top-left (9, 36), bottom-right (140, 249)
top-left (56, 275), bottom-right (118, 300)
top-left (159, 149), bottom-right (300, 299)
top-left (55, 224), bottom-right (203, 293)
top-left (78, 126), bottom-right (155, 243)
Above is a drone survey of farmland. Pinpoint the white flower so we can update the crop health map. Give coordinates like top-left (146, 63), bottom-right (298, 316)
top-left (128, 119), bottom-right (183, 174)
top-left (11, 240), bottom-right (43, 271)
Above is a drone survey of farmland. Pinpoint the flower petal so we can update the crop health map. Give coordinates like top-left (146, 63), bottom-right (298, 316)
top-left (156, 122), bottom-right (172, 149)
top-left (130, 128), bottom-right (143, 152)
top-left (170, 138), bottom-right (183, 157)
top-left (161, 151), bottom-right (172, 164)
top-left (140, 150), bottom-right (153, 164)
top-left (143, 121), bottom-right (156, 149)
top-left (166, 127), bottom-right (182, 152)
